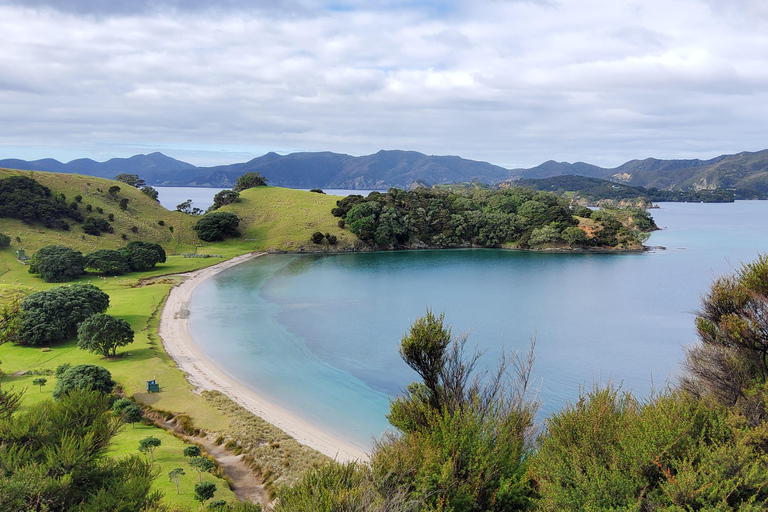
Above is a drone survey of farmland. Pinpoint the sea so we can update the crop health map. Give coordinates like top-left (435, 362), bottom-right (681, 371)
top-left (179, 196), bottom-right (768, 450)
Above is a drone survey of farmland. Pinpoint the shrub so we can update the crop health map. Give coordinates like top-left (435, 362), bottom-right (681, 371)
top-left (193, 212), bottom-right (241, 242)
top-left (311, 232), bottom-right (324, 244)
top-left (74, 194), bottom-right (83, 202)
top-left (85, 249), bottom-right (130, 275)
top-left (233, 172), bottom-right (268, 192)
top-left (119, 198), bottom-right (129, 210)
top-left (0, 233), bottom-right (10, 248)
top-left (52, 364), bottom-right (115, 400)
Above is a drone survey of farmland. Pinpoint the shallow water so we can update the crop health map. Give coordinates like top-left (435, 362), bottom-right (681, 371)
top-left (188, 201), bottom-right (768, 449)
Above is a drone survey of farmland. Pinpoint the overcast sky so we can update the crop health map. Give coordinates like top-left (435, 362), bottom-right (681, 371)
top-left (0, 0), bottom-right (766, 168)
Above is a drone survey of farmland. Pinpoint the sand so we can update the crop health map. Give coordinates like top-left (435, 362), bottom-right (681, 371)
top-left (158, 252), bottom-right (370, 463)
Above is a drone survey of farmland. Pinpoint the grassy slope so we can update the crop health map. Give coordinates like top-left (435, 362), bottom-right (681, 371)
top-left (0, 171), bottom-right (354, 507)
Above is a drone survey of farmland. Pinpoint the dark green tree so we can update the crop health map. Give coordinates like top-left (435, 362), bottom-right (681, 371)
top-left (118, 241), bottom-right (166, 271)
top-left (138, 436), bottom-right (162, 461)
top-left (184, 445), bottom-right (202, 458)
top-left (195, 481), bottom-right (217, 508)
top-left (0, 233), bottom-right (10, 247)
top-left (85, 249), bottom-right (130, 275)
top-left (208, 189), bottom-right (240, 211)
top-left (28, 245), bottom-right (85, 282)
top-left (176, 199), bottom-right (204, 215)
top-left (32, 377), bottom-right (47, 392)
top-left (141, 186), bottom-right (159, 201)
top-left (77, 313), bottom-right (134, 357)
top-left (189, 456), bottom-right (215, 482)
top-left (52, 364), bottom-right (115, 400)
top-left (108, 185), bottom-right (121, 196)
top-left (233, 172), bottom-right (268, 192)
top-left (119, 198), bottom-right (129, 210)
top-left (17, 284), bottom-right (110, 346)
top-left (193, 212), bottom-right (240, 242)
top-left (311, 231), bottom-right (324, 244)
top-left (114, 174), bottom-right (146, 188)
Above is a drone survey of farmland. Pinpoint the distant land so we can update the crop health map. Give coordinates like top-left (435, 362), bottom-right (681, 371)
top-left (2, 148), bottom-right (768, 197)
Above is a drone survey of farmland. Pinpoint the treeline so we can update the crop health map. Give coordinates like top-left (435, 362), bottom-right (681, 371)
top-left (511, 175), bottom-right (739, 204)
top-left (276, 255), bottom-right (768, 511)
top-left (29, 242), bottom-right (166, 282)
top-left (332, 187), bottom-right (656, 250)
top-left (0, 175), bottom-right (136, 235)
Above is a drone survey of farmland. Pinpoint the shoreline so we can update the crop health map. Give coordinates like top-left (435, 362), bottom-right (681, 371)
top-left (158, 252), bottom-right (369, 463)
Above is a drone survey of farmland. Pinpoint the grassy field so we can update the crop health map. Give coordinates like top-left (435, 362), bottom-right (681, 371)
top-left (0, 170), bottom-right (354, 508)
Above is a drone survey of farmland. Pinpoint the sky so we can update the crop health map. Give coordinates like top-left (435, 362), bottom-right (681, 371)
top-left (0, 0), bottom-right (766, 169)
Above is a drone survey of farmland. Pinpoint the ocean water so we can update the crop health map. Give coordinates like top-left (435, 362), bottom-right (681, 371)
top-left (188, 201), bottom-right (768, 449)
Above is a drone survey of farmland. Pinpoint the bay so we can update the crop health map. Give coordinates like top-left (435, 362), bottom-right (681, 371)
top-left (188, 201), bottom-right (768, 449)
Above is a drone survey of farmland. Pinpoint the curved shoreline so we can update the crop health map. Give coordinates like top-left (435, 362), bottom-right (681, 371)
top-left (158, 252), bottom-right (369, 463)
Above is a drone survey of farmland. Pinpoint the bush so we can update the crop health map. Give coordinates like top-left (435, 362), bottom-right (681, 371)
top-left (52, 364), bottom-right (115, 400)
top-left (0, 233), bottom-right (10, 248)
top-left (0, 175), bottom-right (82, 228)
top-left (108, 185), bottom-right (121, 196)
top-left (326, 233), bottom-right (337, 245)
top-left (85, 249), bottom-right (130, 275)
top-left (193, 212), bottom-right (241, 242)
top-left (28, 245), bottom-right (85, 282)
top-left (311, 232), bottom-right (324, 244)
top-left (74, 194), bottom-right (83, 202)
top-left (119, 198), bottom-right (129, 210)
top-left (118, 241), bottom-right (166, 270)
top-left (233, 172), bottom-right (268, 192)
top-left (209, 189), bottom-right (240, 211)
top-left (82, 216), bottom-right (113, 236)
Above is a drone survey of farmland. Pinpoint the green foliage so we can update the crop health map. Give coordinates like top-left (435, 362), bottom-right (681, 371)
top-left (311, 231), bottom-right (324, 244)
top-left (189, 455), bottom-right (216, 482)
top-left (561, 226), bottom-right (588, 246)
top-left (683, 254), bottom-right (768, 406)
top-left (77, 313), bottom-right (134, 357)
top-left (176, 198), bottom-right (204, 215)
top-left (113, 398), bottom-right (142, 426)
top-left (274, 462), bottom-right (381, 512)
top-left (32, 377), bottom-right (47, 391)
top-left (169, 467), bottom-right (186, 494)
top-left (82, 215), bottom-right (114, 235)
top-left (118, 240), bottom-right (167, 270)
top-left (233, 171), bottom-right (268, 192)
top-left (209, 189), bottom-right (240, 211)
top-left (52, 364), bottom-right (115, 400)
top-left (184, 445), bottom-right (202, 458)
top-left (0, 175), bottom-right (82, 229)
top-left (109, 185), bottom-right (121, 196)
top-left (119, 197), bottom-right (129, 210)
top-left (138, 435), bottom-right (162, 461)
top-left (85, 248), bottom-right (131, 275)
top-left (28, 244), bottom-right (85, 282)
top-left (17, 284), bottom-right (110, 346)
top-left (0, 233), bottom-right (10, 247)
top-left (309, 189), bottom-right (325, 194)
top-left (326, 233), bottom-right (337, 245)
top-left (141, 185), bottom-right (159, 201)
top-left (194, 212), bottom-right (241, 242)
top-left (195, 481), bottom-right (217, 506)
top-left (0, 389), bottom-right (162, 511)
top-left (531, 386), bottom-right (768, 510)
top-left (114, 173), bottom-right (146, 188)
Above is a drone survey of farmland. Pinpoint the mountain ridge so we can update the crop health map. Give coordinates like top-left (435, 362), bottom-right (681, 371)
top-left (2, 148), bottom-right (768, 195)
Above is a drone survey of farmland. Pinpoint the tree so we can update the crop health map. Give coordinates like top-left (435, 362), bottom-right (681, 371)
top-left (108, 185), bottom-right (121, 196)
top-left (138, 436), bottom-right (162, 461)
top-left (189, 456), bottom-right (215, 482)
top-left (561, 226), bottom-right (588, 246)
top-left (184, 445), bottom-right (202, 458)
top-left (194, 481), bottom-right (217, 508)
top-left (85, 249), bottom-right (131, 275)
top-left (0, 233), bottom-right (10, 247)
top-left (52, 364), bottom-right (115, 400)
top-left (114, 173), bottom-right (146, 188)
top-left (118, 241), bottom-right (166, 271)
top-left (141, 186), bottom-right (159, 201)
top-left (28, 245), bottom-right (85, 282)
top-left (311, 231), bottom-right (324, 244)
top-left (113, 398), bottom-right (143, 427)
top-left (233, 172), bottom-right (268, 192)
top-left (682, 255), bottom-right (768, 405)
top-left (193, 212), bottom-right (240, 242)
top-left (169, 468), bottom-right (186, 495)
top-left (119, 197), bottom-right (129, 210)
top-left (77, 313), bottom-right (134, 357)
top-left (177, 199), bottom-right (204, 215)
top-left (32, 377), bottom-right (47, 392)
top-left (208, 189), bottom-right (240, 211)
top-left (17, 284), bottom-right (110, 346)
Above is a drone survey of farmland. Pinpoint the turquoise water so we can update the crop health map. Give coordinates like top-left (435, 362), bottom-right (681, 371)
top-left (188, 201), bottom-right (768, 449)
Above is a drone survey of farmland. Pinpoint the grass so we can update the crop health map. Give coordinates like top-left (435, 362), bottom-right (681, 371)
top-left (0, 172), bottom-right (351, 508)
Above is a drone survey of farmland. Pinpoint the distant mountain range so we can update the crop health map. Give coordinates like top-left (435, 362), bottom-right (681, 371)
top-left (2, 149), bottom-right (768, 195)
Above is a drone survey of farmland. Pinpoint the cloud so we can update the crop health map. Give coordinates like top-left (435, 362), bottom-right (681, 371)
top-left (0, 0), bottom-right (766, 168)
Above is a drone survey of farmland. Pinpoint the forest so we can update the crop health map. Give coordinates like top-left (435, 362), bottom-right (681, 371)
top-left (332, 187), bottom-right (656, 250)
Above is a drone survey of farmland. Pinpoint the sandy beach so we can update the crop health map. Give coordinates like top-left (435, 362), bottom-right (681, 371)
top-left (158, 252), bottom-right (369, 462)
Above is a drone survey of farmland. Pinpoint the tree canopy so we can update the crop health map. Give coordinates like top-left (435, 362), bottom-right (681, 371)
top-left (193, 211), bottom-right (240, 242)
top-left (77, 313), bottom-right (134, 357)
top-left (208, 189), bottom-right (240, 211)
top-left (233, 172), bottom-right (268, 192)
top-left (28, 245), bottom-right (86, 282)
top-left (114, 173), bottom-right (146, 188)
top-left (16, 284), bottom-right (110, 346)
top-left (52, 364), bottom-right (115, 400)
top-left (118, 241), bottom-right (166, 271)
top-left (85, 249), bottom-right (131, 275)
top-left (0, 175), bottom-right (82, 229)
